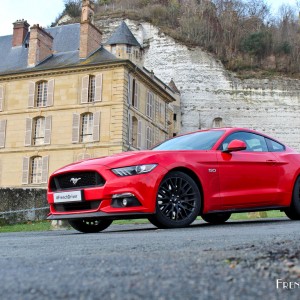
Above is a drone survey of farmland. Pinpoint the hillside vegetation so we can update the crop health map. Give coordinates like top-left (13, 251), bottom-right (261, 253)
top-left (59, 0), bottom-right (300, 77)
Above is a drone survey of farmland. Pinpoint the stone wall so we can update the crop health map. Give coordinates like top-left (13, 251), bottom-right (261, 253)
top-left (0, 188), bottom-right (48, 225)
top-left (97, 18), bottom-right (300, 151)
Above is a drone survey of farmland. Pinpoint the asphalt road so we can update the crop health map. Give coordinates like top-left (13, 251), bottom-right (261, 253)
top-left (0, 218), bottom-right (299, 300)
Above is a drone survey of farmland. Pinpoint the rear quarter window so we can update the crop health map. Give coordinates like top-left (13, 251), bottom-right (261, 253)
top-left (266, 138), bottom-right (285, 152)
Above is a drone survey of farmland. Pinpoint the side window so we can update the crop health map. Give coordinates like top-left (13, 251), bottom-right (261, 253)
top-left (220, 132), bottom-right (268, 152)
top-left (266, 138), bottom-right (285, 152)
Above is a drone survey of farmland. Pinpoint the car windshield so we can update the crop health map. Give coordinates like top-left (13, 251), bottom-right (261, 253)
top-left (153, 130), bottom-right (225, 151)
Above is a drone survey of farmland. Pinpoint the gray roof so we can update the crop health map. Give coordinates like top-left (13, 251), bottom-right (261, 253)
top-left (106, 21), bottom-right (141, 47)
top-left (0, 23), bottom-right (118, 76)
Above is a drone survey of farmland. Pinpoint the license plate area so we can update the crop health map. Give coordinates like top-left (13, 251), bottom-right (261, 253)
top-left (53, 190), bottom-right (84, 203)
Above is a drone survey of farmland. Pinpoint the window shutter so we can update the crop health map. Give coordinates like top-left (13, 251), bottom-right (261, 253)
top-left (0, 119), bottom-right (7, 148)
top-left (44, 116), bottom-right (52, 145)
top-left (155, 97), bottom-right (159, 121)
top-left (22, 157), bottom-right (30, 185)
top-left (127, 75), bottom-right (131, 104)
top-left (81, 75), bottom-right (89, 104)
top-left (0, 86), bottom-right (4, 111)
top-left (47, 79), bottom-right (54, 106)
top-left (134, 81), bottom-right (139, 109)
top-left (28, 82), bottom-right (35, 108)
top-left (128, 112), bottom-right (132, 145)
top-left (25, 118), bottom-right (33, 146)
top-left (137, 120), bottom-right (142, 149)
top-left (72, 113), bottom-right (80, 143)
top-left (41, 156), bottom-right (49, 184)
top-left (92, 111), bottom-right (101, 142)
top-left (94, 74), bottom-right (103, 102)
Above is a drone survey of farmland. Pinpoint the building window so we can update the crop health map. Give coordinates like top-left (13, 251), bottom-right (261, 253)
top-left (72, 112), bottom-right (100, 143)
top-left (33, 117), bottom-right (45, 145)
top-left (25, 116), bottom-right (52, 146)
top-left (212, 117), bottom-right (223, 128)
top-left (88, 75), bottom-right (95, 102)
top-left (36, 81), bottom-right (48, 107)
top-left (22, 156), bottom-right (49, 185)
top-left (81, 113), bottom-right (93, 142)
top-left (126, 45), bottom-right (132, 54)
top-left (146, 92), bottom-right (154, 119)
top-left (30, 156), bottom-right (43, 184)
top-left (81, 74), bottom-right (103, 103)
top-left (173, 114), bottom-right (177, 121)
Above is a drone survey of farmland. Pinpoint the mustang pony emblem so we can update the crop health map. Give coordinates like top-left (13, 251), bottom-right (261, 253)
top-left (70, 178), bottom-right (81, 185)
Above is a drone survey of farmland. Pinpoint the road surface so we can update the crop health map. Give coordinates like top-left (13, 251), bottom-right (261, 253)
top-left (0, 218), bottom-right (299, 300)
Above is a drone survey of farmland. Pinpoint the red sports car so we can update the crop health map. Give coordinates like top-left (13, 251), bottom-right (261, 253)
top-left (47, 128), bottom-right (300, 233)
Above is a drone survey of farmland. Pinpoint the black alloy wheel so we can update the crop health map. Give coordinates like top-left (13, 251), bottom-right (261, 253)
top-left (285, 177), bottom-right (300, 220)
top-left (148, 171), bottom-right (201, 228)
top-left (68, 219), bottom-right (113, 233)
top-left (201, 212), bottom-right (231, 224)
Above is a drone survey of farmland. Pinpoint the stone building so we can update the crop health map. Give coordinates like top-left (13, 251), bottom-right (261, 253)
top-left (0, 0), bottom-right (180, 188)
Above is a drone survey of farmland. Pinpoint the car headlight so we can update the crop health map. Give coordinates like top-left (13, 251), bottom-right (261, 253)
top-left (111, 164), bottom-right (158, 177)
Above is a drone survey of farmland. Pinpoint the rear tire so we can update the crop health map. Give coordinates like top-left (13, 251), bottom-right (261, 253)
top-left (148, 171), bottom-right (201, 229)
top-left (68, 219), bottom-right (112, 233)
top-left (201, 212), bottom-right (231, 224)
top-left (284, 177), bottom-right (300, 220)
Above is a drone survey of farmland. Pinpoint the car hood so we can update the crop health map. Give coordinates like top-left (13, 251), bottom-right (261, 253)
top-left (52, 151), bottom-right (160, 174)
top-left (52, 150), bottom-right (214, 175)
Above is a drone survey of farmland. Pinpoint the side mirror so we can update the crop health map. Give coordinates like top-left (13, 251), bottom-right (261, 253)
top-left (224, 139), bottom-right (247, 152)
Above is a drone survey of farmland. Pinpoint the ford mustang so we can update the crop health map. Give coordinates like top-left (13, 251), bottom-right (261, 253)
top-left (47, 128), bottom-right (300, 233)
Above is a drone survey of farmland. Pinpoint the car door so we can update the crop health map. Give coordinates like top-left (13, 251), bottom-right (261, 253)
top-left (216, 131), bottom-right (281, 209)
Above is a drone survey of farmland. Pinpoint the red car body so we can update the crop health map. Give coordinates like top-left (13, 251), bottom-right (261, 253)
top-left (47, 128), bottom-right (300, 232)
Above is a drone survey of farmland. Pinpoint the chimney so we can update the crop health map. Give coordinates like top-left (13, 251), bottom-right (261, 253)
top-left (12, 19), bottom-right (30, 47)
top-left (28, 24), bottom-right (53, 67)
top-left (80, 0), bottom-right (102, 59)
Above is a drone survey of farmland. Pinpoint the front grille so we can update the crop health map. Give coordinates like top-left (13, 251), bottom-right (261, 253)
top-left (54, 200), bottom-right (101, 212)
top-left (50, 171), bottom-right (105, 191)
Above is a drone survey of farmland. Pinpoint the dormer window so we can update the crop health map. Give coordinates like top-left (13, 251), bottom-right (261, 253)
top-left (111, 45), bottom-right (116, 55)
top-left (126, 45), bottom-right (132, 54)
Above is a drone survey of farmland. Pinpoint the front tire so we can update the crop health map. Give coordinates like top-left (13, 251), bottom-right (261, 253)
top-left (148, 171), bottom-right (201, 228)
top-left (285, 177), bottom-right (300, 220)
top-left (68, 219), bottom-right (113, 233)
top-left (202, 212), bottom-right (231, 224)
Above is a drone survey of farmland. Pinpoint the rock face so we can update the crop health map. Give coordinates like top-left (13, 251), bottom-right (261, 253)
top-left (97, 18), bottom-right (300, 151)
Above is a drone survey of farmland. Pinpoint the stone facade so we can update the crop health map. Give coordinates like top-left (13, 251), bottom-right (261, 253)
top-left (99, 19), bottom-right (299, 151)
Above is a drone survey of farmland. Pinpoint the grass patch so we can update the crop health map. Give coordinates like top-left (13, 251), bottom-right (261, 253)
top-left (0, 221), bottom-right (51, 233)
top-left (230, 210), bottom-right (285, 220)
top-left (0, 211), bottom-right (286, 233)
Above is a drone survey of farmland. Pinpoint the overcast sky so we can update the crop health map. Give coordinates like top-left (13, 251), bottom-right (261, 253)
top-left (0, 0), bottom-right (298, 36)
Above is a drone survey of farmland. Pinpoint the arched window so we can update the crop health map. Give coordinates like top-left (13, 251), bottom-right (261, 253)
top-left (36, 81), bottom-right (48, 107)
top-left (30, 156), bottom-right (42, 184)
top-left (33, 117), bottom-right (45, 145)
top-left (81, 113), bottom-right (93, 142)
top-left (212, 117), bottom-right (223, 128)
